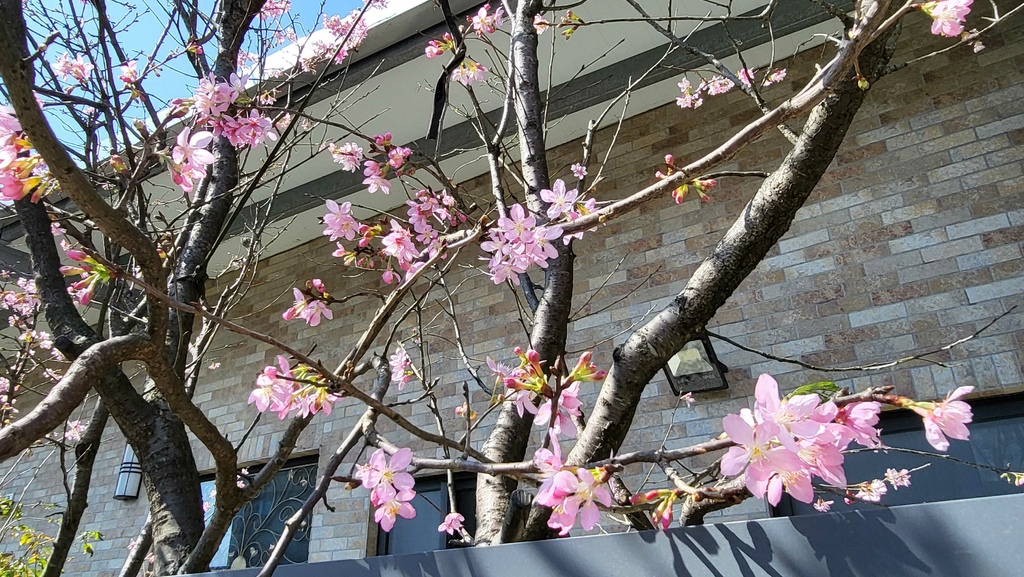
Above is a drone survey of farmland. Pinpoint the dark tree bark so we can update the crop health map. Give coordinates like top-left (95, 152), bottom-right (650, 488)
top-left (476, 0), bottom-right (577, 545)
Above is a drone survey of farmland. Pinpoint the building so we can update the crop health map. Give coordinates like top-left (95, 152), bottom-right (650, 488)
top-left (2, 0), bottom-right (1023, 574)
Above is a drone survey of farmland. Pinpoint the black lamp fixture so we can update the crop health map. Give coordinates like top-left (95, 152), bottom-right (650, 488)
top-left (113, 444), bottom-right (142, 500)
top-left (662, 332), bottom-right (729, 396)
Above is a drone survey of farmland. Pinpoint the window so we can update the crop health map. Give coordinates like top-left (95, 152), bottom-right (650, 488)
top-left (374, 474), bottom-right (476, 556)
top-left (775, 393), bottom-right (1024, 516)
top-left (201, 456), bottom-right (317, 569)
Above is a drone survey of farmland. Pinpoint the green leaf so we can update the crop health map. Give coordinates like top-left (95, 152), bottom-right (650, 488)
top-left (788, 381), bottom-right (841, 402)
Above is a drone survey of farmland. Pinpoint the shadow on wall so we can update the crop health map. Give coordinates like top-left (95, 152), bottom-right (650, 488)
top-left (188, 493), bottom-right (1022, 577)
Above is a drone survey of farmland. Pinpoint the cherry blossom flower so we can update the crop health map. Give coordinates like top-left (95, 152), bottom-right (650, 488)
top-left (705, 75), bottom-right (735, 95)
top-left (63, 420), bottom-right (85, 443)
top-left (540, 179), bottom-right (579, 220)
top-left (533, 382), bottom-right (583, 438)
top-left (676, 78), bottom-right (704, 109)
top-left (323, 200), bottom-right (359, 241)
top-left (542, 467), bottom-right (612, 535)
top-left (765, 69), bottom-right (787, 84)
top-left (327, 142), bottom-right (364, 171)
top-left (923, 0), bottom-right (973, 37)
top-left (216, 110), bottom-right (277, 148)
top-left (389, 346), bottom-right (415, 390)
top-left (885, 468), bottom-right (912, 489)
top-left (910, 386), bottom-right (974, 451)
top-left (452, 60), bottom-right (487, 86)
top-left (382, 220), bottom-right (419, 266)
top-left (260, 0), bottom-right (290, 19)
top-left (362, 161), bottom-right (391, 193)
top-left (681, 392), bottom-right (696, 407)
top-left (425, 40), bottom-right (446, 58)
top-left (738, 68), bottom-right (756, 86)
top-left (570, 163), bottom-right (587, 179)
top-left (193, 73), bottom-right (243, 118)
top-left (469, 4), bottom-right (504, 35)
top-left (438, 512), bottom-right (464, 534)
top-left (534, 14), bottom-right (550, 33)
top-left (854, 479), bottom-right (888, 502)
top-left (375, 489), bottom-right (416, 532)
top-left (119, 60), bottom-right (139, 85)
top-left (813, 498), bottom-right (834, 512)
top-left (53, 53), bottom-right (94, 83)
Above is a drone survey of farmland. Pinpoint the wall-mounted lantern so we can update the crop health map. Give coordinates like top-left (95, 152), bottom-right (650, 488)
top-left (662, 333), bottom-right (729, 396)
top-left (113, 444), bottom-right (142, 500)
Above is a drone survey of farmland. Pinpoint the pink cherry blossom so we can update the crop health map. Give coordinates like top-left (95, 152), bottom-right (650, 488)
top-left (705, 75), bottom-right (735, 95)
top-left (452, 60), bottom-right (487, 86)
top-left (327, 142), bottom-right (364, 171)
top-left (540, 179), bottom-right (579, 220)
top-left (171, 127), bottom-right (216, 166)
top-left (381, 220), bottom-right (419, 266)
top-left (362, 161), bottom-right (391, 194)
top-left (534, 14), bottom-right (550, 33)
top-left (925, 0), bottom-right (973, 37)
top-left (911, 386), bottom-right (974, 451)
top-left (765, 69), bottom-right (787, 84)
top-left (469, 4), bottom-right (504, 35)
top-left (389, 346), bottom-right (414, 389)
top-left (438, 512), bottom-right (464, 534)
top-left (53, 53), bottom-right (94, 84)
top-left (323, 200), bottom-right (359, 241)
top-left (813, 498), bottom-right (834, 512)
top-left (119, 60), bottom-right (139, 85)
top-left (260, 0), bottom-right (290, 19)
top-left (676, 78), bottom-right (705, 109)
top-left (885, 468), bottom-right (912, 489)
top-left (215, 110), bottom-right (277, 148)
top-left (570, 163), bottom-right (587, 179)
top-left (374, 489), bottom-right (416, 532)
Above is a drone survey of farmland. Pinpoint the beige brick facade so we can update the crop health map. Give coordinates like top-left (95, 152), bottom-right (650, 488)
top-left (3, 11), bottom-right (1024, 574)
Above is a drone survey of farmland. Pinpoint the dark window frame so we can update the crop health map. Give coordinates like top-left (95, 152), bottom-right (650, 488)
top-left (200, 454), bottom-right (319, 569)
top-left (373, 473), bottom-right (476, 557)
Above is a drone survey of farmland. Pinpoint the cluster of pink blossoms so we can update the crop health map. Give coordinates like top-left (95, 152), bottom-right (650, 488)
top-left (388, 345), bottom-right (415, 390)
top-left (170, 127), bottom-right (216, 200)
top-left (0, 106), bottom-right (52, 203)
top-left (423, 3), bottom-right (505, 86)
top-left (259, 0), bottom-right (290, 19)
top-left (167, 72), bottom-right (278, 197)
top-left (721, 375), bottom-right (976, 508)
top-left (533, 445), bottom-right (613, 535)
top-left (720, 374), bottom-right (882, 506)
top-left (676, 67), bottom-right (786, 109)
top-left (53, 53), bottom-right (95, 85)
top-left (307, 10), bottom-right (371, 66)
top-left (320, 185), bottom-right (462, 287)
top-left (328, 132), bottom-right (412, 195)
top-left (482, 178), bottom-right (599, 284)
top-left (282, 279), bottom-right (333, 326)
top-left (192, 73), bottom-right (277, 148)
top-left (470, 4), bottom-right (504, 35)
top-left (922, 0), bottom-right (973, 37)
top-left (355, 448), bottom-right (417, 532)
top-left (1, 277), bottom-right (41, 322)
top-left (481, 203), bottom-right (561, 284)
top-left (248, 355), bottom-right (340, 419)
top-left (489, 348), bottom-right (606, 440)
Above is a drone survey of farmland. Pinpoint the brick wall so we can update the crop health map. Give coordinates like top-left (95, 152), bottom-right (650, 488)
top-left (4, 11), bottom-right (1023, 574)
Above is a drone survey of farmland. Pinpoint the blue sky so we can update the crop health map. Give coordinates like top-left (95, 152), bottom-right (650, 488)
top-left (25, 0), bottom-right (389, 149)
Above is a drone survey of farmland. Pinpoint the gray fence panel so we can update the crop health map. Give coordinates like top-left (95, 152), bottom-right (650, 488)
top-left (191, 493), bottom-right (1024, 577)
